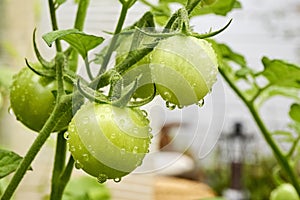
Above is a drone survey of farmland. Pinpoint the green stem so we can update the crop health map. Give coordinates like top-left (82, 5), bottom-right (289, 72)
top-left (219, 68), bottom-right (300, 196)
top-left (74, 0), bottom-right (90, 31)
top-left (48, 0), bottom-right (62, 52)
top-left (50, 156), bottom-right (74, 200)
top-left (0, 95), bottom-right (72, 200)
top-left (50, 132), bottom-right (67, 200)
top-left (97, 4), bottom-right (129, 76)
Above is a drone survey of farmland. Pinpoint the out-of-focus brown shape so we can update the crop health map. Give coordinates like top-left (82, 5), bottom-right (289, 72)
top-left (155, 176), bottom-right (215, 200)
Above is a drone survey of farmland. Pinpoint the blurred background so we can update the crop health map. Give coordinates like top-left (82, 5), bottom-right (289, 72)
top-left (0, 0), bottom-right (300, 199)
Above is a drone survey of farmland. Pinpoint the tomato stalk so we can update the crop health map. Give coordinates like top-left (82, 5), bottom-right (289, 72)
top-left (219, 68), bottom-right (300, 197)
top-left (50, 131), bottom-right (67, 200)
top-left (97, 2), bottom-right (131, 76)
top-left (48, 0), bottom-right (62, 52)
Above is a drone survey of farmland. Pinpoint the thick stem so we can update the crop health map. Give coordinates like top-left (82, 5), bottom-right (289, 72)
top-left (219, 68), bottom-right (300, 196)
top-left (48, 0), bottom-right (62, 52)
top-left (50, 156), bottom-right (74, 200)
top-left (50, 132), bottom-right (67, 200)
top-left (0, 96), bottom-right (71, 200)
top-left (97, 4), bottom-right (129, 76)
top-left (74, 0), bottom-right (90, 31)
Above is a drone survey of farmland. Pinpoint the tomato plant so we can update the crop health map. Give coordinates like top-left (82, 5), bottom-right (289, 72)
top-left (0, 0), bottom-right (300, 200)
top-left (10, 67), bottom-right (73, 132)
top-left (67, 103), bottom-right (152, 183)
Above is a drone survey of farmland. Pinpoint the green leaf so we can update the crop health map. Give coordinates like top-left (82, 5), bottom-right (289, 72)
top-left (159, 0), bottom-right (241, 17)
top-left (260, 57), bottom-right (300, 89)
top-left (289, 103), bottom-right (300, 123)
top-left (62, 176), bottom-right (110, 200)
top-left (55, 0), bottom-right (67, 6)
top-left (255, 86), bottom-right (300, 109)
top-left (42, 29), bottom-right (104, 59)
top-left (0, 149), bottom-right (23, 179)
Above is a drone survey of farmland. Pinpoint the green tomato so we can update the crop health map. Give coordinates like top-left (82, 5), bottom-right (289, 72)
top-left (270, 184), bottom-right (299, 200)
top-left (116, 34), bottom-right (155, 99)
top-left (67, 103), bottom-right (152, 183)
top-left (150, 35), bottom-right (218, 107)
top-left (10, 67), bottom-right (73, 132)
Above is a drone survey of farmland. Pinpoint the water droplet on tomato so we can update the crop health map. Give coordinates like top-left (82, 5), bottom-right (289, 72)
top-left (68, 123), bottom-right (75, 132)
top-left (63, 132), bottom-right (69, 140)
top-left (133, 146), bottom-right (138, 154)
top-left (166, 101), bottom-right (176, 110)
top-left (119, 118), bottom-right (125, 125)
top-left (197, 99), bottom-right (205, 107)
top-left (148, 127), bottom-right (152, 132)
top-left (114, 177), bottom-right (122, 183)
top-left (177, 105), bottom-right (184, 109)
top-left (111, 133), bottom-right (116, 139)
top-left (82, 154), bottom-right (89, 161)
top-left (120, 148), bottom-right (126, 155)
top-left (8, 107), bottom-right (14, 116)
top-left (163, 91), bottom-right (171, 99)
top-left (70, 145), bottom-right (76, 152)
top-left (133, 127), bottom-right (138, 134)
top-left (141, 110), bottom-right (148, 117)
top-left (74, 160), bottom-right (83, 169)
top-left (97, 174), bottom-right (108, 183)
top-left (82, 116), bottom-right (89, 124)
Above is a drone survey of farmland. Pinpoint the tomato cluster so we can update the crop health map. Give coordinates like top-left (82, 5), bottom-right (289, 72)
top-left (9, 35), bottom-right (218, 182)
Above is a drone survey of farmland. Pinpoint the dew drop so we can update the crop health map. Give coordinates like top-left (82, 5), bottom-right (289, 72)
top-left (177, 105), bottom-right (184, 109)
top-left (141, 110), bottom-right (148, 117)
top-left (100, 114), bottom-right (105, 120)
top-left (163, 91), bottom-right (171, 99)
top-left (114, 177), bottom-right (122, 183)
top-left (148, 134), bottom-right (153, 139)
top-left (136, 159), bottom-right (143, 167)
top-left (70, 145), bottom-right (76, 152)
top-left (97, 174), bottom-right (108, 183)
top-left (120, 148), bottom-right (126, 155)
top-left (82, 154), bottom-right (89, 162)
top-left (68, 124), bottom-right (75, 132)
top-left (82, 116), bottom-right (89, 124)
top-left (110, 133), bottom-right (116, 139)
top-left (133, 146), bottom-right (138, 154)
top-left (74, 160), bottom-right (83, 169)
top-left (8, 107), bottom-right (14, 116)
top-left (63, 132), bottom-right (69, 140)
top-left (133, 128), bottom-right (138, 134)
top-left (197, 99), bottom-right (205, 107)
top-left (166, 101), bottom-right (176, 110)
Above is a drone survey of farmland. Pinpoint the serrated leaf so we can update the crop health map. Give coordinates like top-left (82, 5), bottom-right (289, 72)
top-left (42, 29), bottom-right (104, 59)
top-left (289, 103), bottom-right (300, 123)
top-left (261, 57), bottom-right (300, 89)
top-left (0, 149), bottom-right (23, 179)
top-left (159, 0), bottom-right (241, 16)
top-left (191, 0), bottom-right (241, 16)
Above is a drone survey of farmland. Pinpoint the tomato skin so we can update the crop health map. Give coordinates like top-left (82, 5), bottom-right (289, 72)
top-left (10, 67), bottom-right (73, 132)
top-left (150, 35), bottom-right (218, 107)
top-left (270, 184), bottom-right (299, 200)
top-left (67, 103), bottom-right (152, 182)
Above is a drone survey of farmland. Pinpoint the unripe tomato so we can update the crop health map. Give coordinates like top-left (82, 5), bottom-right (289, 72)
top-left (270, 183), bottom-right (299, 200)
top-left (150, 35), bottom-right (218, 107)
top-left (67, 103), bottom-right (152, 183)
top-left (10, 67), bottom-right (73, 132)
top-left (116, 34), bottom-right (155, 99)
